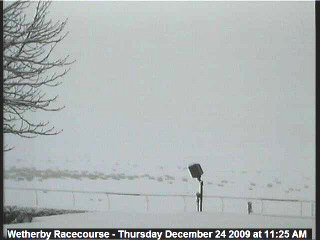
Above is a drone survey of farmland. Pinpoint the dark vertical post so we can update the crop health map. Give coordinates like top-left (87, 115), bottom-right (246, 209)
top-left (199, 179), bottom-right (203, 212)
top-left (247, 201), bottom-right (252, 214)
top-left (196, 193), bottom-right (200, 211)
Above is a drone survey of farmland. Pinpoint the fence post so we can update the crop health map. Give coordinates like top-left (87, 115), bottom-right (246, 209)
top-left (106, 194), bottom-right (110, 210)
top-left (247, 201), bottom-right (253, 214)
top-left (35, 190), bottom-right (39, 207)
top-left (220, 197), bottom-right (224, 212)
top-left (311, 202), bottom-right (315, 216)
top-left (261, 200), bottom-right (264, 214)
top-left (145, 196), bottom-right (149, 212)
top-left (183, 196), bottom-right (186, 212)
top-left (72, 192), bottom-right (76, 208)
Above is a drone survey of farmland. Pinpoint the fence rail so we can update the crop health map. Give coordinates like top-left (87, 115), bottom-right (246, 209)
top-left (4, 187), bottom-right (315, 217)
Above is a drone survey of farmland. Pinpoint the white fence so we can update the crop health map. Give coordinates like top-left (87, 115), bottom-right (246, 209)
top-left (4, 187), bottom-right (315, 217)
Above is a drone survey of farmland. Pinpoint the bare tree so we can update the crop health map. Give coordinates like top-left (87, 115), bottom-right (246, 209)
top-left (3, 1), bottom-right (74, 151)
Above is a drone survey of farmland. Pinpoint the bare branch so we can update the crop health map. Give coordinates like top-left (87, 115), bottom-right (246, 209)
top-left (3, 0), bottom-right (73, 150)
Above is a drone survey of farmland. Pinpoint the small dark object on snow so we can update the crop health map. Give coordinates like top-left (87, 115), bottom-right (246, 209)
top-left (248, 201), bottom-right (253, 214)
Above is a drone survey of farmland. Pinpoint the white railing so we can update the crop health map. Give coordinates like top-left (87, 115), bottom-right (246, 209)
top-left (4, 187), bottom-right (315, 217)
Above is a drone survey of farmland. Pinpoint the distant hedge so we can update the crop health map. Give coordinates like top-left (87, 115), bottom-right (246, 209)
top-left (4, 206), bottom-right (86, 224)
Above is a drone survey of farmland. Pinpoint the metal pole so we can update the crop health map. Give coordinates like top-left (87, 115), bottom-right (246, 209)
top-left (200, 179), bottom-right (203, 212)
top-left (196, 193), bottom-right (200, 211)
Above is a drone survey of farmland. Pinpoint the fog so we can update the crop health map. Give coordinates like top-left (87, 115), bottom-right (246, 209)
top-left (4, 2), bottom-right (315, 185)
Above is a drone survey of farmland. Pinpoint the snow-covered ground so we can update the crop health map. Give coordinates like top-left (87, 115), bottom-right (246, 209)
top-left (4, 211), bottom-right (316, 239)
top-left (4, 157), bottom-right (315, 200)
top-left (4, 157), bottom-right (315, 211)
top-left (4, 157), bottom-right (316, 238)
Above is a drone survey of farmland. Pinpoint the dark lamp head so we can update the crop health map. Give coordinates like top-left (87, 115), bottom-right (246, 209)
top-left (188, 163), bottom-right (203, 181)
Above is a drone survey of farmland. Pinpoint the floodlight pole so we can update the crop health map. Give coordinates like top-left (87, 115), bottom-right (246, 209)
top-left (198, 177), bottom-right (203, 212)
top-left (188, 163), bottom-right (204, 212)
top-left (200, 179), bottom-right (203, 211)
top-left (196, 192), bottom-right (200, 211)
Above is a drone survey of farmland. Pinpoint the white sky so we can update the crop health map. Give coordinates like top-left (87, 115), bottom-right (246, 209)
top-left (4, 2), bottom-right (315, 176)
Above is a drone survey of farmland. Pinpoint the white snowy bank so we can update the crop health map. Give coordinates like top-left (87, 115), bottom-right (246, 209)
top-left (4, 211), bottom-right (316, 239)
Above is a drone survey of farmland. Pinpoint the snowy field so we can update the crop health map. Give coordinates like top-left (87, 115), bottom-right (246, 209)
top-left (4, 211), bottom-right (316, 239)
top-left (4, 157), bottom-right (315, 200)
top-left (4, 131), bottom-right (315, 240)
top-left (4, 157), bottom-right (315, 213)
top-left (4, 157), bottom-right (316, 238)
